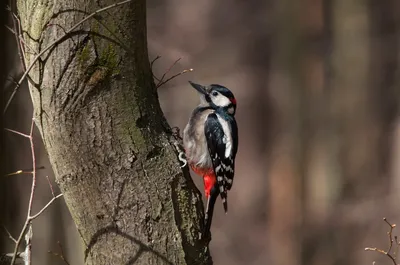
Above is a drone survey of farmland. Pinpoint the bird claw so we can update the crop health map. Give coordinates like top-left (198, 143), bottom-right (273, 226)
top-left (178, 151), bottom-right (187, 168)
top-left (171, 126), bottom-right (182, 140)
top-left (170, 126), bottom-right (187, 168)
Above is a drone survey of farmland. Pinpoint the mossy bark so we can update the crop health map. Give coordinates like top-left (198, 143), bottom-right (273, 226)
top-left (16, 0), bottom-right (212, 264)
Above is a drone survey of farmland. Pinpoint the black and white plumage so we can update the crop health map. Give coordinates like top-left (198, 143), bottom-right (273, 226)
top-left (183, 81), bottom-right (238, 237)
top-left (204, 112), bottom-right (238, 211)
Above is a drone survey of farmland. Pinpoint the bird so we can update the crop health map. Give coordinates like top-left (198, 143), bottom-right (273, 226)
top-left (183, 81), bottom-right (238, 237)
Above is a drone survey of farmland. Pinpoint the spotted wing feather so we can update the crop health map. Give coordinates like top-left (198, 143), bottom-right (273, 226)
top-left (225, 117), bottom-right (238, 190)
top-left (204, 113), bottom-right (237, 213)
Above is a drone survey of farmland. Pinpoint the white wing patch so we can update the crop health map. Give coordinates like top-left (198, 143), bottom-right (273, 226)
top-left (216, 114), bottom-right (232, 158)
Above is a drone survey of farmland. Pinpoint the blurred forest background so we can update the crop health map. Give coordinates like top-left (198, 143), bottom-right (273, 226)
top-left (2, 0), bottom-right (400, 264)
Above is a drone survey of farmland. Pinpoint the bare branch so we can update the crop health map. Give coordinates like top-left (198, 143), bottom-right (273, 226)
top-left (2, 225), bottom-right (17, 243)
top-left (151, 55), bottom-right (162, 82)
top-left (4, 128), bottom-right (30, 138)
top-left (4, 170), bottom-right (23, 176)
top-left (9, 192), bottom-right (63, 265)
top-left (384, 218), bottom-right (396, 255)
top-left (10, 222), bottom-right (29, 265)
top-left (150, 56), bottom-right (193, 88)
top-left (26, 118), bottom-right (36, 221)
top-left (158, 58), bottom-right (181, 84)
top-left (4, 26), bottom-right (36, 55)
top-left (150, 55), bottom-right (161, 69)
top-left (395, 236), bottom-right (400, 260)
top-left (30, 194), bottom-right (63, 220)
top-left (47, 241), bottom-right (71, 265)
top-left (10, 119), bottom-right (36, 265)
top-left (365, 218), bottom-right (398, 265)
top-left (46, 176), bottom-right (55, 197)
top-left (4, 166), bottom-right (45, 177)
top-left (156, 68), bottom-right (194, 88)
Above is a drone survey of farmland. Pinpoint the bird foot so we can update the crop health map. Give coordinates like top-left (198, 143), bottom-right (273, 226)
top-left (170, 126), bottom-right (187, 168)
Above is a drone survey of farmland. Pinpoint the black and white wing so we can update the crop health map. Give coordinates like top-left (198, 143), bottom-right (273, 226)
top-left (227, 117), bottom-right (238, 189)
top-left (204, 113), bottom-right (238, 213)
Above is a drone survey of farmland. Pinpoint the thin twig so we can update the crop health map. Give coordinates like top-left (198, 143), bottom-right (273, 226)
top-left (5, 9), bottom-right (35, 119)
top-left (4, 74), bottom-right (37, 99)
top-left (46, 23), bottom-right (78, 47)
top-left (365, 218), bottom-right (398, 265)
top-left (48, 250), bottom-right (71, 265)
top-left (150, 55), bottom-right (161, 82)
top-left (2, 225), bottom-right (17, 243)
top-left (27, 118), bottom-right (36, 221)
top-left (384, 218), bottom-right (395, 255)
top-left (3, 0), bottom-right (133, 114)
top-left (5, 26), bottom-right (37, 55)
top-left (10, 119), bottom-right (36, 265)
top-left (56, 241), bottom-right (71, 265)
top-left (10, 221), bottom-right (29, 265)
top-left (5, 166), bottom-right (45, 177)
top-left (150, 55), bottom-right (161, 68)
top-left (150, 56), bottom-right (193, 87)
top-left (46, 176), bottom-right (55, 197)
top-left (5, 74), bottom-right (19, 86)
top-left (48, 241), bottom-right (71, 265)
top-left (4, 128), bottom-right (30, 138)
top-left (13, 12), bottom-right (28, 69)
top-left (156, 68), bottom-right (193, 88)
top-left (8, 5), bottom-right (27, 72)
top-left (4, 170), bottom-right (24, 176)
top-left (23, 120), bottom-right (36, 265)
top-left (9, 193), bottom-right (63, 265)
top-left (30, 194), bottom-right (63, 220)
top-left (158, 58), bottom-right (181, 84)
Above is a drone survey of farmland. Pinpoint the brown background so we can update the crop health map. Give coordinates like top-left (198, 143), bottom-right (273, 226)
top-left (2, 0), bottom-right (400, 264)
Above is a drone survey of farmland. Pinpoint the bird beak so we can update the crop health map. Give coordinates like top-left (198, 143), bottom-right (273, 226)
top-left (189, 81), bottom-right (208, 95)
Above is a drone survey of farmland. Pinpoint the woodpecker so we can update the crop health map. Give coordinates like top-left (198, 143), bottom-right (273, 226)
top-left (183, 81), bottom-right (238, 237)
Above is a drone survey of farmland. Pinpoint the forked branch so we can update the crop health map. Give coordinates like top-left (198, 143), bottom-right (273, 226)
top-left (5, 118), bottom-right (63, 265)
top-left (150, 56), bottom-right (194, 88)
top-left (365, 218), bottom-right (400, 265)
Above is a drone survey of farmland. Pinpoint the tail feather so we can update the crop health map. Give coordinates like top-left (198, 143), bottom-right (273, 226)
top-left (204, 189), bottom-right (218, 238)
top-left (221, 194), bottom-right (228, 213)
top-left (217, 181), bottom-right (228, 213)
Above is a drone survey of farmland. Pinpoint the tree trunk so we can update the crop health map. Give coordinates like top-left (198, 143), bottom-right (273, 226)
top-left (0, 0), bottom-right (6, 260)
top-left (16, 0), bottom-right (212, 264)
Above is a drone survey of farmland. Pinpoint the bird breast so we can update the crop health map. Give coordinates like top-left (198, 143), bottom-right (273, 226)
top-left (183, 108), bottom-right (214, 170)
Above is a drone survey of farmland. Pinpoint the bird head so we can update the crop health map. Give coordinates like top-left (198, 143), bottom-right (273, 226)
top-left (189, 81), bottom-right (237, 115)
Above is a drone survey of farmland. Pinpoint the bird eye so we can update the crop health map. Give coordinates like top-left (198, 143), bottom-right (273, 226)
top-left (211, 91), bottom-right (218, 97)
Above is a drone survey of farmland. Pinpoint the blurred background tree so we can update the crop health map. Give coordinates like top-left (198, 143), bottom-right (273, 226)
top-left (2, 0), bottom-right (400, 264)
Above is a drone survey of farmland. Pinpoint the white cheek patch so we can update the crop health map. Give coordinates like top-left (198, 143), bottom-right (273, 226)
top-left (212, 94), bottom-right (231, 107)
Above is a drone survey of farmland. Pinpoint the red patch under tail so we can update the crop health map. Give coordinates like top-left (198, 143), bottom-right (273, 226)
top-left (190, 165), bottom-right (216, 198)
top-left (203, 173), bottom-right (216, 198)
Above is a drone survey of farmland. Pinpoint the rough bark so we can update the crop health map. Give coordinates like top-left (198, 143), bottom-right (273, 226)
top-left (16, 0), bottom-right (212, 264)
top-left (0, 0), bottom-right (5, 260)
